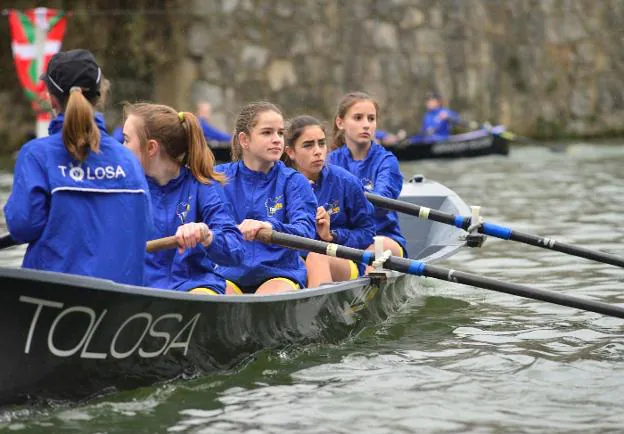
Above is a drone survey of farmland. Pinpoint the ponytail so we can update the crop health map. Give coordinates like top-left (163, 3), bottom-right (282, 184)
top-left (331, 120), bottom-right (345, 151)
top-left (124, 103), bottom-right (225, 185)
top-left (180, 112), bottom-right (226, 185)
top-left (230, 132), bottom-right (242, 161)
top-left (63, 87), bottom-right (100, 161)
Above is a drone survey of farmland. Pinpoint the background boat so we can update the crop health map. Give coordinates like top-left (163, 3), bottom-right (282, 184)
top-left (0, 179), bottom-right (470, 407)
top-left (383, 125), bottom-right (511, 161)
top-left (208, 126), bottom-right (510, 162)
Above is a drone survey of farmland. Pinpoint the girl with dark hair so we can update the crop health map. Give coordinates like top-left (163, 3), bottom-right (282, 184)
top-left (284, 115), bottom-right (375, 286)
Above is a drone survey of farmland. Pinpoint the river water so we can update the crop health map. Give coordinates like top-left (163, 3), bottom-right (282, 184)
top-left (1, 143), bottom-right (623, 433)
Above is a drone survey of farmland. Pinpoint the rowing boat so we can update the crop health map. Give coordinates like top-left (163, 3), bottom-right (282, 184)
top-left (383, 125), bottom-right (511, 161)
top-left (209, 126), bottom-right (510, 162)
top-left (0, 178), bottom-right (469, 407)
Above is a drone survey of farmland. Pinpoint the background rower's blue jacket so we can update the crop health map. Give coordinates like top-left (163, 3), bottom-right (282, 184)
top-left (199, 118), bottom-right (232, 143)
top-left (216, 161), bottom-right (317, 288)
top-left (420, 107), bottom-right (461, 139)
top-left (4, 113), bottom-right (151, 285)
top-left (328, 143), bottom-right (407, 256)
top-left (312, 164), bottom-right (376, 274)
top-left (145, 166), bottom-right (244, 294)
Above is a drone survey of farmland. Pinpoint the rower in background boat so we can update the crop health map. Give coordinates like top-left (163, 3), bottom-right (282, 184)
top-left (216, 102), bottom-right (317, 295)
top-left (3, 49), bottom-right (152, 286)
top-left (329, 91), bottom-right (408, 258)
top-left (196, 100), bottom-right (233, 143)
top-left (418, 91), bottom-right (461, 141)
top-left (284, 115), bottom-right (375, 287)
top-left (122, 103), bottom-right (244, 295)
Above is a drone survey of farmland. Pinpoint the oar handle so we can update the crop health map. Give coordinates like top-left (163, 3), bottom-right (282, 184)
top-left (0, 233), bottom-right (179, 253)
top-left (146, 236), bottom-right (177, 253)
top-left (0, 234), bottom-right (18, 250)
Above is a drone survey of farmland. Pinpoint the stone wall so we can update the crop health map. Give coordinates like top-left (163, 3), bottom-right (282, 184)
top-left (1, 0), bottom-right (623, 152)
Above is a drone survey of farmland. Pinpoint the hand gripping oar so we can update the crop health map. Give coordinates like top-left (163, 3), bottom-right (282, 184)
top-left (252, 228), bottom-right (624, 319)
top-left (365, 193), bottom-right (624, 269)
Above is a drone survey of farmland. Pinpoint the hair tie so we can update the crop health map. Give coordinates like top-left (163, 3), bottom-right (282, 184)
top-left (178, 112), bottom-right (185, 122)
top-left (70, 86), bottom-right (83, 94)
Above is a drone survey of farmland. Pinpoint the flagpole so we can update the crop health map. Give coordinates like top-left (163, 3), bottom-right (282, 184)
top-left (34, 7), bottom-right (50, 138)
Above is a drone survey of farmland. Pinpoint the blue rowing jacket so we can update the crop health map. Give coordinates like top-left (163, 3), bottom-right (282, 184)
top-left (4, 113), bottom-right (151, 285)
top-left (328, 143), bottom-right (407, 256)
top-left (420, 108), bottom-right (460, 138)
top-left (312, 164), bottom-right (375, 274)
top-left (145, 166), bottom-right (244, 294)
top-left (199, 118), bottom-right (232, 143)
top-left (215, 160), bottom-right (317, 289)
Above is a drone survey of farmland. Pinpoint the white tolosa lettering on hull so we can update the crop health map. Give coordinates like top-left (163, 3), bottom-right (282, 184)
top-left (19, 296), bottom-right (201, 359)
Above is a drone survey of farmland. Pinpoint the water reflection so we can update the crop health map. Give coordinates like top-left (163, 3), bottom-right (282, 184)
top-left (2, 144), bottom-right (624, 433)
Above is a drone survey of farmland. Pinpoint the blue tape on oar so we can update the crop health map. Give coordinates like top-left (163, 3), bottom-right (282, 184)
top-left (362, 251), bottom-right (374, 265)
top-left (407, 260), bottom-right (425, 276)
top-left (482, 222), bottom-right (512, 240)
top-left (454, 215), bottom-right (464, 228)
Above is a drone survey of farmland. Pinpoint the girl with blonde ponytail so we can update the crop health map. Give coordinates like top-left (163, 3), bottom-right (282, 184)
top-left (123, 102), bottom-right (243, 295)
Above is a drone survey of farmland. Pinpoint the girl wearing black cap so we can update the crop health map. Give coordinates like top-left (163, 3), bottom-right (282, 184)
top-left (3, 49), bottom-right (152, 286)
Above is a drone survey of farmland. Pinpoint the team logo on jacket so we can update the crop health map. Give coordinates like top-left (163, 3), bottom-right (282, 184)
top-left (176, 196), bottom-right (192, 224)
top-left (58, 163), bottom-right (127, 182)
top-left (361, 178), bottom-right (374, 191)
top-left (266, 195), bottom-right (284, 217)
top-left (324, 199), bottom-right (341, 216)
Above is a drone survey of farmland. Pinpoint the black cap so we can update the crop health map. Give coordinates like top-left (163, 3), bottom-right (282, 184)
top-left (42, 49), bottom-right (102, 100)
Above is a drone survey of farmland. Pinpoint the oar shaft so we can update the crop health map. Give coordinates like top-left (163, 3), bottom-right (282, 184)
top-left (510, 230), bottom-right (624, 268)
top-left (256, 228), bottom-right (624, 320)
top-left (365, 193), bottom-right (624, 269)
top-left (422, 263), bottom-right (624, 319)
top-left (255, 229), bottom-right (374, 264)
top-left (364, 193), bottom-right (457, 226)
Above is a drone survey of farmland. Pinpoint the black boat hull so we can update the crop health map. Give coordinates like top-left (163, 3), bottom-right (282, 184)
top-left (0, 179), bottom-right (470, 406)
top-left (0, 269), bottom-right (415, 406)
top-left (385, 130), bottom-right (510, 161)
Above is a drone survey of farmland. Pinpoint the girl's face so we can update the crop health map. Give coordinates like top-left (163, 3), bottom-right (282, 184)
top-left (122, 114), bottom-right (144, 164)
top-left (240, 110), bottom-right (285, 163)
top-left (336, 100), bottom-right (377, 147)
top-left (286, 125), bottom-right (327, 179)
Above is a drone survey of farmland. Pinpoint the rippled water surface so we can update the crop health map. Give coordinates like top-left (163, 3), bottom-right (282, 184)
top-left (1, 144), bottom-right (624, 433)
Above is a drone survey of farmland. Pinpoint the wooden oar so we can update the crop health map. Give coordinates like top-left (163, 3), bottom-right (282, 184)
top-left (0, 233), bottom-right (177, 253)
top-left (251, 228), bottom-right (624, 319)
top-left (365, 193), bottom-right (624, 269)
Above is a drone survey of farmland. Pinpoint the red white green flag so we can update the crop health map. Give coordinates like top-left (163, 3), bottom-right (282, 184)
top-left (8, 8), bottom-right (67, 135)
